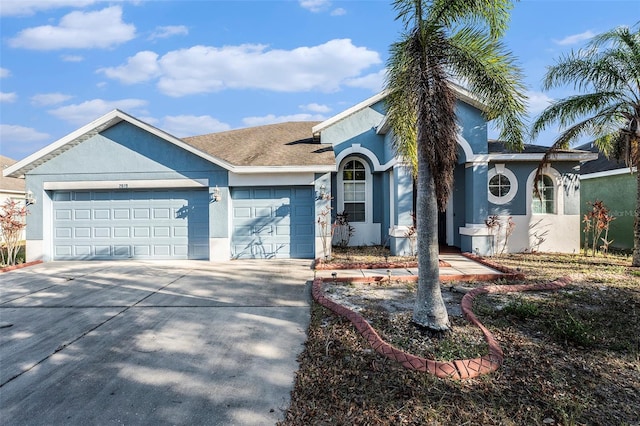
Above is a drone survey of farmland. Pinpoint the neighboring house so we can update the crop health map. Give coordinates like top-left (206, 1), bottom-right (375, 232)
top-left (0, 155), bottom-right (27, 242)
top-left (1, 155), bottom-right (25, 202)
top-left (3, 88), bottom-right (596, 262)
top-left (577, 142), bottom-right (636, 250)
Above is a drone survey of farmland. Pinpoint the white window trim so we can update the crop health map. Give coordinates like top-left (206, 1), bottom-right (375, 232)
top-left (526, 167), bottom-right (563, 215)
top-left (488, 165), bottom-right (518, 205)
top-left (337, 156), bottom-right (372, 224)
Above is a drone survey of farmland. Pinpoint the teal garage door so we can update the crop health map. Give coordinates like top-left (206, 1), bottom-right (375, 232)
top-left (52, 189), bottom-right (209, 260)
top-left (231, 186), bottom-right (315, 259)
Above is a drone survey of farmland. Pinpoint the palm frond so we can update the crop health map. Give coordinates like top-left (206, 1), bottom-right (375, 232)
top-left (530, 92), bottom-right (625, 139)
top-left (447, 26), bottom-right (528, 150)
top-left (428, 0), bottom-right (513, 39)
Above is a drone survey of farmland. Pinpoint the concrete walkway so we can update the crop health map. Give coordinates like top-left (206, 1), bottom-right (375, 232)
top-left (315, 253), bottom-right (506, 280)
top-left (0, 260), bottom-right (314, 426)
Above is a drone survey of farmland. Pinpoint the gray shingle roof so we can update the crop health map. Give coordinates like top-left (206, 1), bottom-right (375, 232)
top-left (488, 140), bottom-right (583, 154)
top-left (183, 121), bottom-right (335, 167)
top-left (0, 155), bottom-right (25, 192)
top-left (575, 142), bottom-right (629, 175)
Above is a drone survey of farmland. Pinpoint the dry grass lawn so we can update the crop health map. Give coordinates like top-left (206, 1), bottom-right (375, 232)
top-left (279, 249), bottom-right (640, 426)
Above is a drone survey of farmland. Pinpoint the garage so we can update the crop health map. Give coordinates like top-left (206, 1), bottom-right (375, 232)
top-left (231, 186), bottom-right (315, 259)
top-left (52, 189), bottom-right (210, 260)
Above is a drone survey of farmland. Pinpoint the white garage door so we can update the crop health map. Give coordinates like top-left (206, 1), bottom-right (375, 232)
top-left (231, 186), bottom-right (315, 259)
top-left (52, 189), bottom-right (209, 260)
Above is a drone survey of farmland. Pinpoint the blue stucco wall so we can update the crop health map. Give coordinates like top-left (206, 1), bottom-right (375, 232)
top-left (487, 161), bottom-right (581, 216)
top-left (465, 163), bottom-right (488, 224)
top-left (25, 121), bottom-right (228, 241)
top-left (373, 172), bottom-right (389, 236)
top-left (455, 101), bottom-right (487, 157)
top-left (320, 101), bottom-right (387, 165)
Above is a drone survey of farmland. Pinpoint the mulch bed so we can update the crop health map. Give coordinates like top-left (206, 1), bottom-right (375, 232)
top-left (314, 258), bottom-right (451, 269)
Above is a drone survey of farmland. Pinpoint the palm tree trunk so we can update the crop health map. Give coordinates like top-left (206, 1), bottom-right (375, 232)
top-left (633, 169), bottom-right (640, 267)
top-left (413, 127), bottom-right (450, 331)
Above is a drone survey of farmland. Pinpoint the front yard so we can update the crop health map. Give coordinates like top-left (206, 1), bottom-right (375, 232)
top-left (280, 250), bottom-right (639, 425)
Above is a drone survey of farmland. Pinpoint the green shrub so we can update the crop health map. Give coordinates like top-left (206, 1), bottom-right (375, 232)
top-left (502, 298), bottom-right (540, 319)
top-left (547, 311), bottom-right (596, 348)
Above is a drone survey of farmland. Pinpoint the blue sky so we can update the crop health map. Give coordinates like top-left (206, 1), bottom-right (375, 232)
top-left (1, 0), bottom-right (638, 161)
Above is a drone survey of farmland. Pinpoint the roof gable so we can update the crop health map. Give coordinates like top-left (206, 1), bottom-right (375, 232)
top-left (4, 112), bottom-right (337, 178)
top-left (3, 110), bottom-right (233, 178)
top-left (313, 82), bottom-right (489, 135)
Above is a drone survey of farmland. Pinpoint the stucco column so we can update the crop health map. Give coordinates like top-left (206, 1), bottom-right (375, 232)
top-left (389, 164), bottom-right (415, 255)
top-left (459, 161), bottom-right (492, 254)
top-left (209, 184), bottom-right (231, 261)
top-left (315, 173), bottom-right (332, 260)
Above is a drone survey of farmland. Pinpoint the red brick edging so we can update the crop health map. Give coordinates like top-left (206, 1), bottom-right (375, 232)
top-left (312, 275), bottom-right (571, 380)
top-left (0, 260), bottom-right (43, 273)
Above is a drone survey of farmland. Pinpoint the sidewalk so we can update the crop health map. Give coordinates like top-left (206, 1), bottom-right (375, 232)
top-left (315, 253), bottom-right (506, 281)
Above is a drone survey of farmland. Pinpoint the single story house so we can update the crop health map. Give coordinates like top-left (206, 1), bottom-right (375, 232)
top-left (3, 87), bottom-right (596, 262)
top-left (578, 142), bottom-right (636, 251)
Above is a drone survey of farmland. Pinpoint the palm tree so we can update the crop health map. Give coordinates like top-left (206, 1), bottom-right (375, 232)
top-left (531, 24), bottom-right (640, 267)
top-left (385, 0), bottom-right (527, 331)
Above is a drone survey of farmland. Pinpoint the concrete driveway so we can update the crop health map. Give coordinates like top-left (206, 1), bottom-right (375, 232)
top-left (0, 260), bottom-right (314, 425)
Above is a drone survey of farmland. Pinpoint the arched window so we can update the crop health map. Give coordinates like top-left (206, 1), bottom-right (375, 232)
top-left (532, 175), bottom-right (555, 214)
top-left (341, 159), bottom-right (366, 222)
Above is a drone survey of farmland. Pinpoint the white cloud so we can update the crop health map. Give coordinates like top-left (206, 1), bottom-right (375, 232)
top-left (9, 6), bottom-right (136, 50)
top-left (149, 25), bottom-right (188, 40)
top-left (344, 69), bottom-right (386, 92)
top-left (0, 0), bottom-right (97, 16)
top-left (526, 90), bottom-right (554, 116)
top-left (48, 98), bottom-right (148, 125)
top-left (0, 124), bottom-right (49, 143)
top-left (242, 113), bottom-right (327, 127)
top-left (103, 39), bottom-right (380, 97)
top-left (31, 92), bottom-right (73, 106)
top-left (299, 0), bottom-right (332, 13)
top-left (300, 103), bottom-right (331, 113)
top-left (98, 51), bottom-right (160, 84)
top-left (331, 8), bottom-right (347, 16)
top-left (0, 68), bottom-right (10, 78)
top-left (162, 115), bottom-right (231, 137)
top-left (61, 54), bottom-right (84, 62)
top-left (553, 30), bottom-right (595, 46)
top-left (0, 92), bottom-right (17, 103)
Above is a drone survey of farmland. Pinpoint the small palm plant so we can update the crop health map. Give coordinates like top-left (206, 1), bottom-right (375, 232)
top-left (531, 24), bottom-right (640, 266)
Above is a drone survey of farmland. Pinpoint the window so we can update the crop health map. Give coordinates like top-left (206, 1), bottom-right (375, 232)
top-left (532, 175), bottom-right (555, 214)
top-left (342, 159), bottom-right (366, 222)
top-left (489, 173), bottom-right (511, 197)
top-left (487, 166), bottom-right (517, 205)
